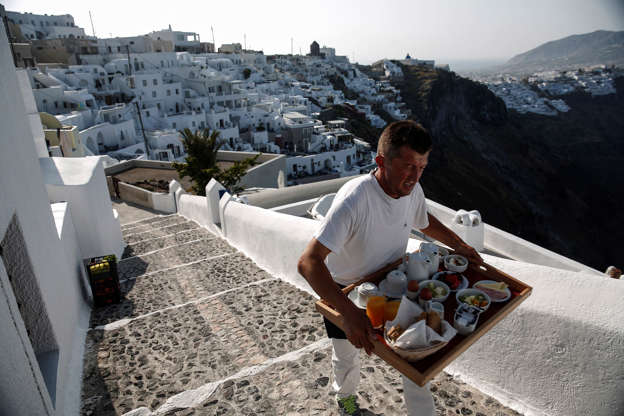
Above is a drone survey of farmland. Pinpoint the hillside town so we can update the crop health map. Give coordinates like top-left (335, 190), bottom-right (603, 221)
top-left (1, 7), bottom-right (436, 187)
top-left (476, 66), bottom-right (620, 116)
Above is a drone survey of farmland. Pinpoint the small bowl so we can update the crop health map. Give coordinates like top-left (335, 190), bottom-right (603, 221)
top-left (416, 279), bottom-right (450, 305)
top-left (432, 271), bottom-right (469, 292)
top-left (456, 288), bottom-right (491, 311)
top-left (444, 254), bottom-right (469, 273)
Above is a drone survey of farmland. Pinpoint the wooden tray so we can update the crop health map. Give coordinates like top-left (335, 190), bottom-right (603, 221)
top-left (315, 253), bottom-right (532, 386)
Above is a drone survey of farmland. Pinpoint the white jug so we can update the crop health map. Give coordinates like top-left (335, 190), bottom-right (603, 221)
top-left (420, 243), bottom-right (441, 274)
top-left (406, 251), bottom-right (431, 281)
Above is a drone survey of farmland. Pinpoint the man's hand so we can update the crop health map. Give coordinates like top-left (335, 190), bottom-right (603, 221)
top-left (342, 306), bottom-right (376, 355)
top-left (454, 242), bottom-right (483, 264)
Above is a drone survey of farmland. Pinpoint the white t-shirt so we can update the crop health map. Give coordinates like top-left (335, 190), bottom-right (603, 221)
top-left (313, 171), bottom-right (429, 286)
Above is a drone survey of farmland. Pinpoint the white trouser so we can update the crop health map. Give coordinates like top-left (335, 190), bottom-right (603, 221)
top-left (331, 338), bottom-right (435, 416)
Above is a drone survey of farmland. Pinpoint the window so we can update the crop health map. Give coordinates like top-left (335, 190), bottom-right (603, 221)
top-left (157, 103), bottom-right (161, 110)
top-left (152, 91), bottom-right (157, 98)
top-left (153, 79), bottom-right (157, 86)
top-left (142, 79), bottom-right (147, 87)
top-left (175, 89), bottom-right (179, 95)
top-left (167, 90), bottom-right (171, 96)
top-left (172, 122), bottom-right (177, 128)
top-left (192, 121), bottom-right (196, 127)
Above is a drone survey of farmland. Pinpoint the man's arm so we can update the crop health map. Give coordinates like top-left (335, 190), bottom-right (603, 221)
top-left (421, 213), bottom-right (483, 264)
top-left (297, 238), bottom-right (375, 353)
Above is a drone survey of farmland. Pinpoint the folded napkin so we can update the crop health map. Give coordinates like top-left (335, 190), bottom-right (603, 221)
top-left (385, 296), bottom-right (457, 349)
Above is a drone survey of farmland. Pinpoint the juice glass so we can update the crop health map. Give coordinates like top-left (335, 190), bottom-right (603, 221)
top-left (366, 296), bottom-right (386, 329)
top-left (384, 300), bottom-right (401, 322)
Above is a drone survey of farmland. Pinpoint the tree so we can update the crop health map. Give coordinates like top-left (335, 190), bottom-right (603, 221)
top-left (173, 128), bottom-right (260, 195)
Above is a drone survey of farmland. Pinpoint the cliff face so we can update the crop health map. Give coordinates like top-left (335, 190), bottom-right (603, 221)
top-left (390, 65), bottom-right (624, 270)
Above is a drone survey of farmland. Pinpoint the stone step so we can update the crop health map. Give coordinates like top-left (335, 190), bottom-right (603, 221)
top-left (122, 216), bottom-right (189, 237)
top-left (82, 280), bottom-right (326, 415)
top-left (118, 238), bottom-right (237, 281)
top-left (122, 228), bottom-right (214, 259)
top-left (90, 252), bottom-right (272, 327)
top-left (123, 221), bottom-right (199, 245)
top-left (120, 214), bottom-right (178, 231)
top-left (176, 346), bottom-right (522, 416)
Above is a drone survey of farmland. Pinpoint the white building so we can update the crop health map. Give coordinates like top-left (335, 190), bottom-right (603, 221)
top-left (6, 10), bottom-right (86, 40)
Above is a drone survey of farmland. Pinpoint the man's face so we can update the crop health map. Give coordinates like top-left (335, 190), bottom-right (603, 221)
top-left (376, 146), bottom-right (429, 198)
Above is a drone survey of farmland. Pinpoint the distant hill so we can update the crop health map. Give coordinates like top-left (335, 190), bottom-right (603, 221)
top-left (501, 30), bottom-right (624, 74)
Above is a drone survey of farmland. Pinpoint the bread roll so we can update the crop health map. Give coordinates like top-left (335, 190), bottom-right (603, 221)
top-left (426, 311), bottom-right (442, 335)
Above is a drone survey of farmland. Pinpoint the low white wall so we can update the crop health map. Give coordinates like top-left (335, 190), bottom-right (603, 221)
top-left (178, 194), bottom-right (221, 236)
top-left (426, 199), bottom-right (601, 275)
top-left (116, 182), bottom-right (176, 214)
top-left (151, 191), bottom-right (176, 213)
top-left (447, 255), bottom-right (624, 416)
top-left (223, 201), bottom-right (317, 294)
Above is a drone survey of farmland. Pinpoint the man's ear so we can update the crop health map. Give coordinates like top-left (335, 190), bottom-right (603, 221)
top-left (375, 153), bottom-right (385, 169)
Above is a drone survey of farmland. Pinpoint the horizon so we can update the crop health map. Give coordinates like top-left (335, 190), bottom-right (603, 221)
top-left (3, 0), bottom-right (624, 66)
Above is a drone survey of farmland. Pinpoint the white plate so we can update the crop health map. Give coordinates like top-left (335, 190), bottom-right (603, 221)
top-left (473, 280), bottom-right (511, 303)
top-left (432, 271), bottom-right (469, 292)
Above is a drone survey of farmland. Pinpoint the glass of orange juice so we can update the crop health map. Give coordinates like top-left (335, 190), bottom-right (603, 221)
top-left (384, 300), bottom-right (401, 322)
top-left (366, 296), bottom-right (386, 329)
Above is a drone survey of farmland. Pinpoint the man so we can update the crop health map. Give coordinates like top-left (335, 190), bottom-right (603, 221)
top-left (297, 120), bottom-right (482, 415)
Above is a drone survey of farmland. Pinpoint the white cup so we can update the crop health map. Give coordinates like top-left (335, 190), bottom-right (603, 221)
top-left (385, 270), bottom-right (407, 295)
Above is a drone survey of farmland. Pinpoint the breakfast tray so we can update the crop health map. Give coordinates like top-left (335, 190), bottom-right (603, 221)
top-left (315, 253), bottom-right (532, 386)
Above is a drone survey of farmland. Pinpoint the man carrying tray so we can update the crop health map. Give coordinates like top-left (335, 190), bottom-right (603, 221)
top-left (298, 120), bottom-right (482, 416)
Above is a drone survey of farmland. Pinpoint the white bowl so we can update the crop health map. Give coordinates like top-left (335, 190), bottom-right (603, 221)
top-left (432, 271), bottom-right (469, 292)
top-left (444, 254), bottom-right (469, 273)
top-left (456, 288), bottom-right (491, 311)
top-left (416, 279), bottom-right (450, 304)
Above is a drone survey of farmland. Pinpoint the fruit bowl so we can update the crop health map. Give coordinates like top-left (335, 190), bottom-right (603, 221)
top-left (444, 254), bottom-right (469, 273)
top-left (433, 271), bottom-right (469, 292)
top-left (456, 288), bottom-right (491, 311)
top-left (416, 280), bottom-right (450, 306)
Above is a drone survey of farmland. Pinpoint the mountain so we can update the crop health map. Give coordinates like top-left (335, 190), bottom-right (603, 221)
top-left (378, 63), bottom-right (624, 271)
top-left (501, 30), bottom-right (624, 74)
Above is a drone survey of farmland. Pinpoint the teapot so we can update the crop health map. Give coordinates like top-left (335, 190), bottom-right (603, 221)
top-left (420, 242), bottom-right (441, 274)
top-left (405, 251), bottom-right (431, 281)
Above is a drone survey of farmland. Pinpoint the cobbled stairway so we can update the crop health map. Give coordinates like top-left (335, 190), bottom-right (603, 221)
top-left (80, 208), bottom-right (522, 416)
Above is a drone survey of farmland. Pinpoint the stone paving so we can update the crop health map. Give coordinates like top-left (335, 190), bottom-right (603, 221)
top-left (122, 217), bottom-right (190, 236)
top-left (124, 222), bottom-right (199, 245)
top-left (82, 203), bottom-right (523, 416)
top-left (122, 229), bottom-right (214, 259)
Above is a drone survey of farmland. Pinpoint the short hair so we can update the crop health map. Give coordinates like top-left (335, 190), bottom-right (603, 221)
top-left (378, 120), bottom-right (432, 160)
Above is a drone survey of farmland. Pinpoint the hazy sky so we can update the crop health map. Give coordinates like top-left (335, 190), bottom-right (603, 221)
top-left (4, 0), bottom-right (624, 64)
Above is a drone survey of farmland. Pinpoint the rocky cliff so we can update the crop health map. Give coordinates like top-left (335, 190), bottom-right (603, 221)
top-left (388, 64), bottom-right (624, 271)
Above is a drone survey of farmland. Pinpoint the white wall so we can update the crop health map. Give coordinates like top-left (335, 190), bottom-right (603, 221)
top-left (41, 156), bottom-right (125, 260)
top-left (0, 20), bottom-right (89, 416)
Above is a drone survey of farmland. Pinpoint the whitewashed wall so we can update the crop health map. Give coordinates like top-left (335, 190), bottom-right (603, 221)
top-left (0, 21), bottom-right (90, 416)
